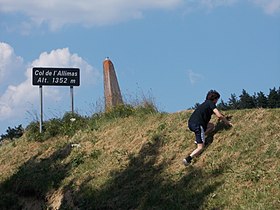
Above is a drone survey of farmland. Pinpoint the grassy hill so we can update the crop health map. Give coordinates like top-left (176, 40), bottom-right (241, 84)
top-left (0, 108), bottom-right (279, 210)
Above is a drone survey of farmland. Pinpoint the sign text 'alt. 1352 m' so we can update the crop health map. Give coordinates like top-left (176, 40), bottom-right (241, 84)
top-left (32, 67), bottom-right (80, 86)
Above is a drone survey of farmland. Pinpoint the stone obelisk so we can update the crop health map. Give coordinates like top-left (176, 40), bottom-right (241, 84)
top-left (103, 58), bottom-right (123, 111)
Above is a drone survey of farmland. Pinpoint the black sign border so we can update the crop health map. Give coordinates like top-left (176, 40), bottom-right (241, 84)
top-left (32, 67), bottom-right (80, 86)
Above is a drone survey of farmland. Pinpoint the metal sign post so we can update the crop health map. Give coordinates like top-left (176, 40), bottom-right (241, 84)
top-left (32, 67), bottom-right (80, 133)
top-left (39, 85), bottom-right (43, 133)
top-left (70, 86), bottom-right (74, 114)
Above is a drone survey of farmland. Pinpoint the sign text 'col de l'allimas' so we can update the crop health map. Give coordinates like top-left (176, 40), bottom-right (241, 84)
top-left (32, 67), bottom-right (80, 86)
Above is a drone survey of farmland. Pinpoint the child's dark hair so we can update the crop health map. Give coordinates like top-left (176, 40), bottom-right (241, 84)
top-left (206, 90), bottom-right (220, 101)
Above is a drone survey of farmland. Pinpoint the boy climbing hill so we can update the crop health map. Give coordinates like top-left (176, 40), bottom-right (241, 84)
top-left (183, 90), bottom-right (232, 166)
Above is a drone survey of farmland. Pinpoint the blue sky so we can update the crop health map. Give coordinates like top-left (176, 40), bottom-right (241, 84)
top-left (0, 0), bottom-right (280, 135)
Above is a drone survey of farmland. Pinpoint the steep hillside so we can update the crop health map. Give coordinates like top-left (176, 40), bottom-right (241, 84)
top-left (0, 109), bottom-right (279, 210)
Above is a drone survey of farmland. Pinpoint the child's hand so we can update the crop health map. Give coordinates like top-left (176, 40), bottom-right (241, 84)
top-left (225, 115), bottom-right (232, 121)
top-left (224, 116), bottom-right (233, 127)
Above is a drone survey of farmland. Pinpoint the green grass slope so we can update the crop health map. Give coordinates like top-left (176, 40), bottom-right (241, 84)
top-left (0, 109), bottom-right (279, 210)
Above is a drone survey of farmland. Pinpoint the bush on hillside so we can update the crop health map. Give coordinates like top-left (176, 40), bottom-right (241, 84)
top-left (0, 125), bottom-right (24, 141)
top-left (25, 121), bottom-right (44, 142)
top-left (60, 112), bottom-right (88, 136)
top-left (104, 104), bottom-right (135, 119)
top-left (25, 112), bottom-right (88, 141)
top-left (25, 101), bottom-right (159, 142)
top-left (134, 100), bottom-right (158, 116)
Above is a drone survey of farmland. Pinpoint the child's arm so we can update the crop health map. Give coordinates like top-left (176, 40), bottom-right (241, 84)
top-left (213, 108), bottom-right (233, 126)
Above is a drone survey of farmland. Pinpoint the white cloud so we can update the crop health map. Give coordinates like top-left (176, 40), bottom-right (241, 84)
top-left (185, 0), bottom-right (280, 15)
top-left (188, 69), bottom-right (204, 85)
top-left (250, 0), bottom-right (280, 15)
top-left (184, 0), bottom-right (238, 12)
top-left (198, 0), bottom-right (238, 9)
top-left (0, 0), bottom-right (182, 30)
top-left (1, 0), bottom-right (278, 32)
top-left (0, 44), bottom-right (100, 120)
top-left (0, 42), bottom-right (24, 85)
top-left (0, 78), bottom-right (37, 119)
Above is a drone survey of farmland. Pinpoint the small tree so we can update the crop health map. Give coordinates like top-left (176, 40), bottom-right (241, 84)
top-left (239, 89), bottom-right (255, 109)
top-left (217, 99), bottom-right (229, 110)
top-left (0, 125), bottom-right (24, 141)
top-left (268, 87), bottom-right (280, 108)
top-left (255, 91), bottom-right (268, 108)
top-left (228, 94), bottom-right (240, 110)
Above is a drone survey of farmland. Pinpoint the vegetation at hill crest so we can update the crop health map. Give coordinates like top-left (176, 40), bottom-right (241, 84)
top-left (0, 107), bottom-right (279, 209)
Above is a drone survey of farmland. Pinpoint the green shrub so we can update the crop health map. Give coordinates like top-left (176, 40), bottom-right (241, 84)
top-left (25, 122), bottom-right (43, 141)
top-left (25, 119), bottom-right (63, 142)
top-left (104, 104), bottom-right (135, 119)
top-left (60, 112), bottom-right (88, 136)
top-left (25, 113), bottom-right (89, 141)
top-left (103, 102), bottom-right (158, 120)
top-left (25, 98), bottom-right (159, 141)
top-left (0, 125), bottom-right (24, 141)
top-left (43, 118), bottom-right (63, 139)
top-left (134, 101), bottom-right (158, 116)
top-left (88, 113), bottom-right (103, 131)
